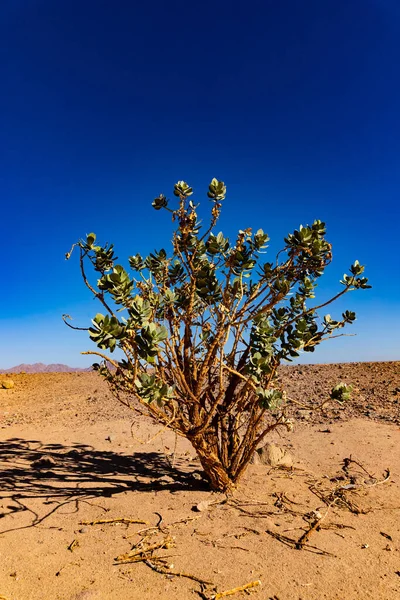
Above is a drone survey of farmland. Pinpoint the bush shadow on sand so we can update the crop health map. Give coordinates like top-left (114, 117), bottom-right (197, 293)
top-left (0, 438), bottom-right (207, 533)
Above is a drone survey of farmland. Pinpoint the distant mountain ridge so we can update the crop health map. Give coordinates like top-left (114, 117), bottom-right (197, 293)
top-left (0, 363), bottom-right (91, 374)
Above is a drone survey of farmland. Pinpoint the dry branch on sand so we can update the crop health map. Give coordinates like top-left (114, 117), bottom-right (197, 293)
top-left (110, 513), bottom-right (264, 598)
top-left (211, 580), bottom-right (262, 599)
top-left (115, 535), bottom-right (176, 564)
top-left (106, 455), bottom-right (390, 597)
top-left (80, 517), bottom-right (149, 526)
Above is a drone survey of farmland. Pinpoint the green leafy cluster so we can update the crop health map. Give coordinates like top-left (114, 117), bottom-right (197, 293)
top-left (98, 265), bottom-right (134, 305)
top-left (330, 382), bottom-right (353, 403)
top-left (135, 373), bottom-right (174, 405)
top-left (89, 314), bottom-right (126, 352)
top-left (256, 387), bottom-right (283, 410)
top-left (135, 322), bottom-right (168, 363)
top-left (340, 260), bottom-right (371, 289)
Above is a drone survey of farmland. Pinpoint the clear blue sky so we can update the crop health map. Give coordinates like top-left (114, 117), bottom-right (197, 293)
top-left (1, 0), bottom-right (399, 368)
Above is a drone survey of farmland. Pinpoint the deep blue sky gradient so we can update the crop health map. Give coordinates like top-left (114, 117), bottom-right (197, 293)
top-left (1, 0), bottom-right (399, 367)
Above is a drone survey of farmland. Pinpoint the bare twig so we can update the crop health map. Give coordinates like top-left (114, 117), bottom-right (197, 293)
top-left (295, 503), bottom-right (334, 549)
top-left (80, 351), bottom-right (120, 369)
top-left (80, 518), bottom-right (149, 526)
top-left (130, 404), bottom-right (177, 445)
top-left (265, 529), bottom-right (335, 556)
top-left (144, 559), bottom-right (214, 585)
top-left (62, 314), bottom-right (89, 331)
top-left (212, 579), bottom-right (262, 599)
top-left (116, 535), bottom-right (175, 563)
top-left (342, 457), bottom-right (391, 487)
top-left (135, 514), bottom-right (202, 537)
top-left (67, 539), bottom-right (79, 552)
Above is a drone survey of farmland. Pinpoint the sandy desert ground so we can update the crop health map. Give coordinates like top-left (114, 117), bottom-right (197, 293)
top-left (0, 362), bottom-right (399, 600)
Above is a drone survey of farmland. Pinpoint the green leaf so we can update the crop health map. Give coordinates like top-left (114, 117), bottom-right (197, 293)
top-left (86, 233), bottom-right (96, 247)
top-left (152, 194), bottom-right (168, 210)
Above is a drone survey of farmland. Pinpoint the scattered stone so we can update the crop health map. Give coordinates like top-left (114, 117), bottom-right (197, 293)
top-left (79, 527), bottom-right (89, 534)
top-left (252, 443), bottom-right (294, 468)
top-left (105, 435), bottom-right (115, 442)
top-left (193, 499), bottom-right (214, 512)
top-left (0, 378), bottom-right (15, 389)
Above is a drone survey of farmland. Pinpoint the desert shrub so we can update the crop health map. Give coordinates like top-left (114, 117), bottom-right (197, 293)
top-left (65, 179), bottom-right (370, 491)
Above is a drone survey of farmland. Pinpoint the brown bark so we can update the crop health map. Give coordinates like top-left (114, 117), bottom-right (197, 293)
top-left (190, 433), bottom-right (233, 492)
